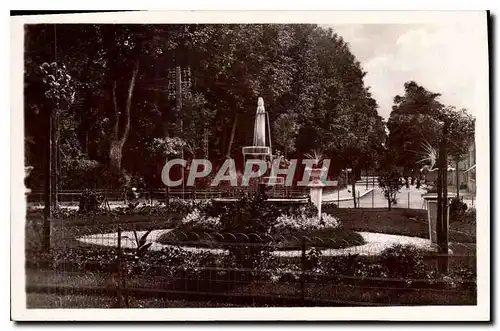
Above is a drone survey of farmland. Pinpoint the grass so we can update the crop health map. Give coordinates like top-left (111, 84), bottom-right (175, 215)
top-left (155, 226), bottom-right (366, 250)
top-left (24, 209), bottom-right (183, 252)
top-left (26, 268), bottom-right (476, 308)
top-left (25, 206), bottom-right (475, 258)
top-left (27, 293), bottom-right (239, 308)
top-left (322, 208), bottom-right (476, 243)
top-left (24, 206), bottom-right (476, 308)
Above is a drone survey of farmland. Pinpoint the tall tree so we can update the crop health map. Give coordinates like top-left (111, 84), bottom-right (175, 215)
top-left (25, 23), bottom-right (388, 191)
top-left (387, 81), bottom-right (443, 173)
top-left (440, 106), bottom-right (475, 198)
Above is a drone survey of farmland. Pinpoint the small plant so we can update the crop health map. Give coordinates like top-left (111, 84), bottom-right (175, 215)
top-left (131, 230), bottom-right (153, 258)
top-left (417, 141), bottom-right (438, 171)
top-left (304, 149), bottom-right (325, 167)
top-left (304, 247), bottom-right (323, 272)
top-left (127, 201), bottom-right (140, 210)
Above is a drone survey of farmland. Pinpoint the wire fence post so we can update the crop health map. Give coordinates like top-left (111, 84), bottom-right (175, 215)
top-left (357, 191), bottom-right (360, 208)
top-left (116, 227), bottom-right (129, 308)
top-left (408, 191), bottom-right (410, 209)
top-left (372, 189), bottom-right (374, 208)
top-left (337, 188), bottom-right (340, 208)
top-left (300, 236), bottom-right (306, 305)
top-left (117, 227), bottom-right (123, 307)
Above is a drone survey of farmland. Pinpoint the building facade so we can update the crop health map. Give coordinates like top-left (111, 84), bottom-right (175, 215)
top-left (456, 142), bottom-right (476, 194)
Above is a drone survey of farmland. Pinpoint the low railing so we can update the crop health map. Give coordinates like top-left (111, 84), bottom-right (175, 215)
top-left (25, 225), bottom-right (477, 308)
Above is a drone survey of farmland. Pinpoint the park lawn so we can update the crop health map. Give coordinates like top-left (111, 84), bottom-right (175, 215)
top-left (155, 226), bottom-right (366, 250)
top-left (25, 209), bottom-right (184, 252)
top-left (26, 293), bottom-right (239, 308)
top-left (25, 207), bottom-right (475, 257)
top-left (323, 208), bottom-right (476, 243)
top-left (26, 268), bottom-right (475, 308)
top-left (26, 208), bottom-right (184, 229)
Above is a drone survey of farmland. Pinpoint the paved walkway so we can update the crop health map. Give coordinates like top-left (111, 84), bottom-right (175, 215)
top-left (322, 185), bottom-right (374, 203)
top-left (77, 229), bottom-right (435, 257)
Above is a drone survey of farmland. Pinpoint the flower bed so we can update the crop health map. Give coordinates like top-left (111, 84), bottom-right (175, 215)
top-left (156, 195), bottom-right (365, 250)
top-left (25, 243), bottom-right (476, 294)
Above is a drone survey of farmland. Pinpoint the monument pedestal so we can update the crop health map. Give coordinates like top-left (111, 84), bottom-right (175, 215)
top-left (422, 194), bottom-right (455, 246)
top-left (308, 184), bottom-right (325, 217)
top-left (305, 166), bottom-right (328, 218)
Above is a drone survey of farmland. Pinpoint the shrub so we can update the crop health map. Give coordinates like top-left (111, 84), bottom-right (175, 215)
top-left (167, 198), bottom-right (199, 214)
top-left (378, 170), bottom-right (404, 210)
top-left (275, 212), bottom-right (340, 232)
top-left (379, 244), bottom-right (428, 279)
top-left (178, 209), bottom-right (222, 232)
top-left (449, 197), bottom-right (468, 222)
top-left (322, 202), bottom-right (338, 209)
top-left (199, 192), bottom-right (282, 270)
top-left (78, 189), bottom-right (104, 214)
top-left (323, 254), bottom-right (362, 276)
top-left (289, 199), bottom-right (318, 218)
top-left (208, 192), bottom-right (281, 235)
top-left (463, 207), bottom-right (476, 225)
top-left (304, 247), bottom-right (322, 272)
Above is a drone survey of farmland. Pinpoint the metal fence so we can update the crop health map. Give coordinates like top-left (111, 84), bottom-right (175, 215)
top-left (26, 186), bottom-right (476, 211)
top-left (26, 187), bottom-right (310, 205)
top-left (25, 222), bottom-right (477, 308)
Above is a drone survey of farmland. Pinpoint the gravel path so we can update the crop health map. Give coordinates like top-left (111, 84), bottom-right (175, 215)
top-left (77, 229), bottom-right (434, 257)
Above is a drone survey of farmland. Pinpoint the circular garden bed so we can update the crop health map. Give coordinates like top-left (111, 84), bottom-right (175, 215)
top-left (155, 226), bottom-right (365, 251)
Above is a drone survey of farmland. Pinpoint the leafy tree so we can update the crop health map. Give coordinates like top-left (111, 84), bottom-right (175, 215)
top-left (387, 81), bottom-right (443, 173)
top-left (378, 170), bottom-right (404, 211)
top-left (24, 23), bottom-right (387, 193)
top-left (26, 61), bottom-right (76, 252)
top-left (273, 112), bottom-right (299, 158)
top-left (441, 107), bottom-right (475, 198)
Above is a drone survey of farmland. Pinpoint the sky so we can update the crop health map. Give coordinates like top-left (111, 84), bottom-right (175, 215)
top-left (324, 23), bottom-right (488, 120)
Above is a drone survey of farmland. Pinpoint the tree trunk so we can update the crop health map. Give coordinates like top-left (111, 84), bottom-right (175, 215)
top-left (351, 165), bottom-right (357, 208)
top-left (109, 60), bottom-right (139, 173)
top-left (436, 142), bottom-right (444, 251)
top-left (51, 110), bottom-right (59, 209)
top-left (365, 164), bottom-right (369, 189)
top-left (437, 133), bottom-right (449, 272)
top-left (226, 114), bottom-right (238, 159)
top-left (455, 159), bottom-right (460, 199)
top-left (387, 195), bottom-right (391, 211)
top-left (441, 147), bottom-right (449, 245)
top-left (109, 140), bottom-right (123, 172)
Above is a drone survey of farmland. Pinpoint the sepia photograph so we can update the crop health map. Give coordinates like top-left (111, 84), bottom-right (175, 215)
top-left (10, 10), bottom-right (490, 321)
